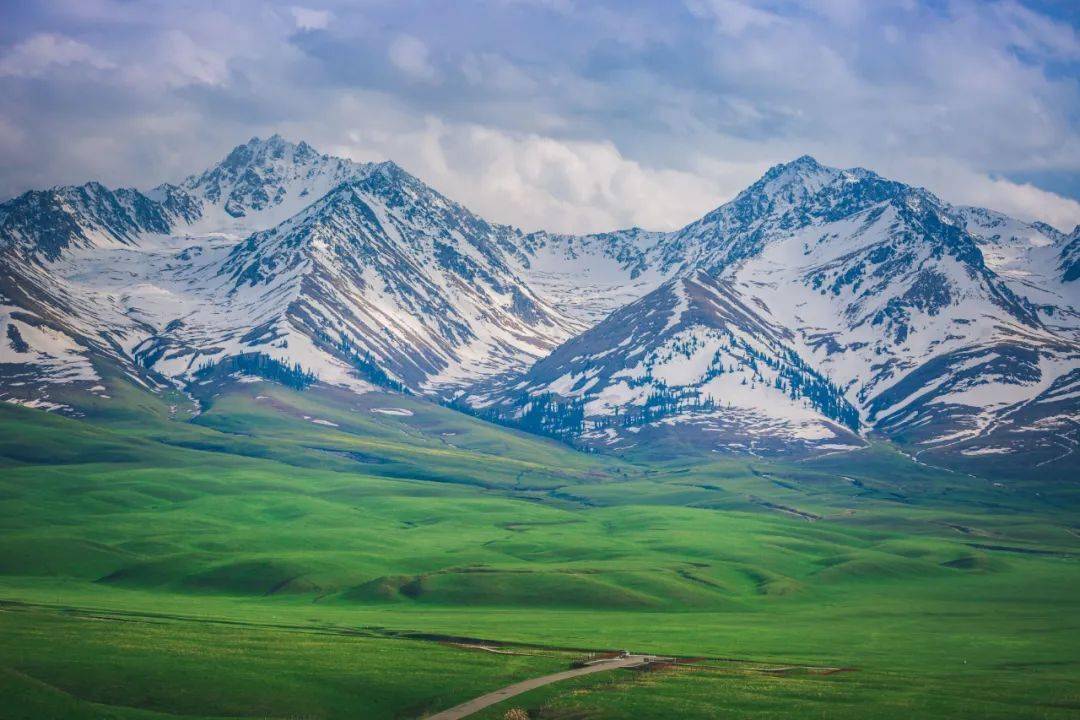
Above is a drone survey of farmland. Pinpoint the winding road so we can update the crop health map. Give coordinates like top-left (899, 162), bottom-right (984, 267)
top-left (424, 654), bottom-right (659, 720)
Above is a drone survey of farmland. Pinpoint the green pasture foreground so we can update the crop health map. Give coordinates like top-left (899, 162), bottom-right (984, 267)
top-left (0, 380), bottom-right (1077, 718)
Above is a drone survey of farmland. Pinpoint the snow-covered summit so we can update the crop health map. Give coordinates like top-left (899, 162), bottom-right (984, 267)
top-left (168, 134), bottom-right (375, 234)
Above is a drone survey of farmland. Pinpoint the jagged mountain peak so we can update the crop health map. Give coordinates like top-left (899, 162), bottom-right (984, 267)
top-left (218, 134), bottom-right (321, 168)
top-left (0, 181), bottom-right (176, 262)
top-left (787, 153), bottom-right (823, 167)
top-left (743, 154), bottom-right (848, 200)
top-left (661, 156), bottom-right (947, 277)
top-left (173, 135), bottom-right (373, 230)
top-left (0, 135), bottom-right (381, 263)
top-left (757, 154), bottom-right (831, 185)
top-left (184, 134), bottom-right (352, 191)
top-left (370, 158), bottom-right (407, 176)
top-left (1028, 220), bottom-right (1066, 242)
top-left (730, 155), bottom-right (938, 212)
top-left (353, 159), bottom-right (437, 201)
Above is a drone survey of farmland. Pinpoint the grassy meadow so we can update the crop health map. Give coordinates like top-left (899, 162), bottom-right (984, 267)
top-left (0, 377), bottom-right (1077, 718)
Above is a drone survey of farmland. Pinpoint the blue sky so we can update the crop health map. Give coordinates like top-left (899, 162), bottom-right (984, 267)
top-left (1, 0), bottom-right (1078, 232)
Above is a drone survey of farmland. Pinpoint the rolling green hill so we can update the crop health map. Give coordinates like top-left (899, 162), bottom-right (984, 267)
top-left (1, 378), bottom-right (1077, 719)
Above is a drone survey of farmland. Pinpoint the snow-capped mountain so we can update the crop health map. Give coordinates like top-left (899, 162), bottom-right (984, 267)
top-left (0, 135), bottom-right (369, 264)
top-left (0, 182), bottom-right (179, 263)
top-left (0, 136), bottom-right (579, 411)
top-left (1, 139), bottom-right (1076, 472)
top-left (466, 271), bottom-right (863, 457)
top-left (139, 160), bottom-right (576, 390)
top-left (485, 156), bottom-right (1079, 466)
top-left (0, 134), bottom-right (375, 397)
top-left (161, 134), bottom-right (371, 234)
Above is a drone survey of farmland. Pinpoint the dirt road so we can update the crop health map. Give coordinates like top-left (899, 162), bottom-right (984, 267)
top-left (424, 654), bottom-right (656, 720)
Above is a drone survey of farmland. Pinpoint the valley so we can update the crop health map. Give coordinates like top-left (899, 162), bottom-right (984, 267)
top-left (0, 374), bottom-right (1077, 718)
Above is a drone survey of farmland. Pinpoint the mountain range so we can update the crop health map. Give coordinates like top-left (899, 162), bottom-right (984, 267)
top-left (1, 136), bottom-right (1077, 476)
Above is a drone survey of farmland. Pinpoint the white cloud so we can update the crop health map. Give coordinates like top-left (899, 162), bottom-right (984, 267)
top-left (388, 35), bottom-right (437, 83)
top-left (969, 177), bottom-right (1080, 231)
top-left (0, 115), bottom-right (26, 160)
top-left (159, 30), bottom-right (229, 86)
top-left (687, 0), bottom-right (785, 36)
top-left (333, 109), bottom-right (752, 233)
top-left (0, 33), bottom-right (114, 77)
top-left (290, 6), bottom-right (331, 30)
top-left (1, 1), bottom-right (1078, 234)
top-left (913, 164), bottom-right (1080, 231)
top-left (336, 111), bottom-right (1080, 234)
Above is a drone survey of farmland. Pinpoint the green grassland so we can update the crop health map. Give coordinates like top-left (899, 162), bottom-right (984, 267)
top-left (0, 376), bottom-right (1077, 718)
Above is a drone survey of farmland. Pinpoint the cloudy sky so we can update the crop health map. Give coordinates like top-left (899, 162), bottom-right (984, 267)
top-left (1, 0), bottom-right (1078, 233)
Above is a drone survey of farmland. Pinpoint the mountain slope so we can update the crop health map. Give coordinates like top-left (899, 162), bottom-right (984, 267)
top-left (1, 137), bottom-right (582, 409)
top-left (163, 162), bottom-right (578, 390)
top-left (1060, 226), bottom-right (1080, 284)
top-left (467, 271), bottom-right (862, 457)
top-left (481, 157), bottom-right (1079, 466)
top-left (0, 182), bottom-right (179, 262)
